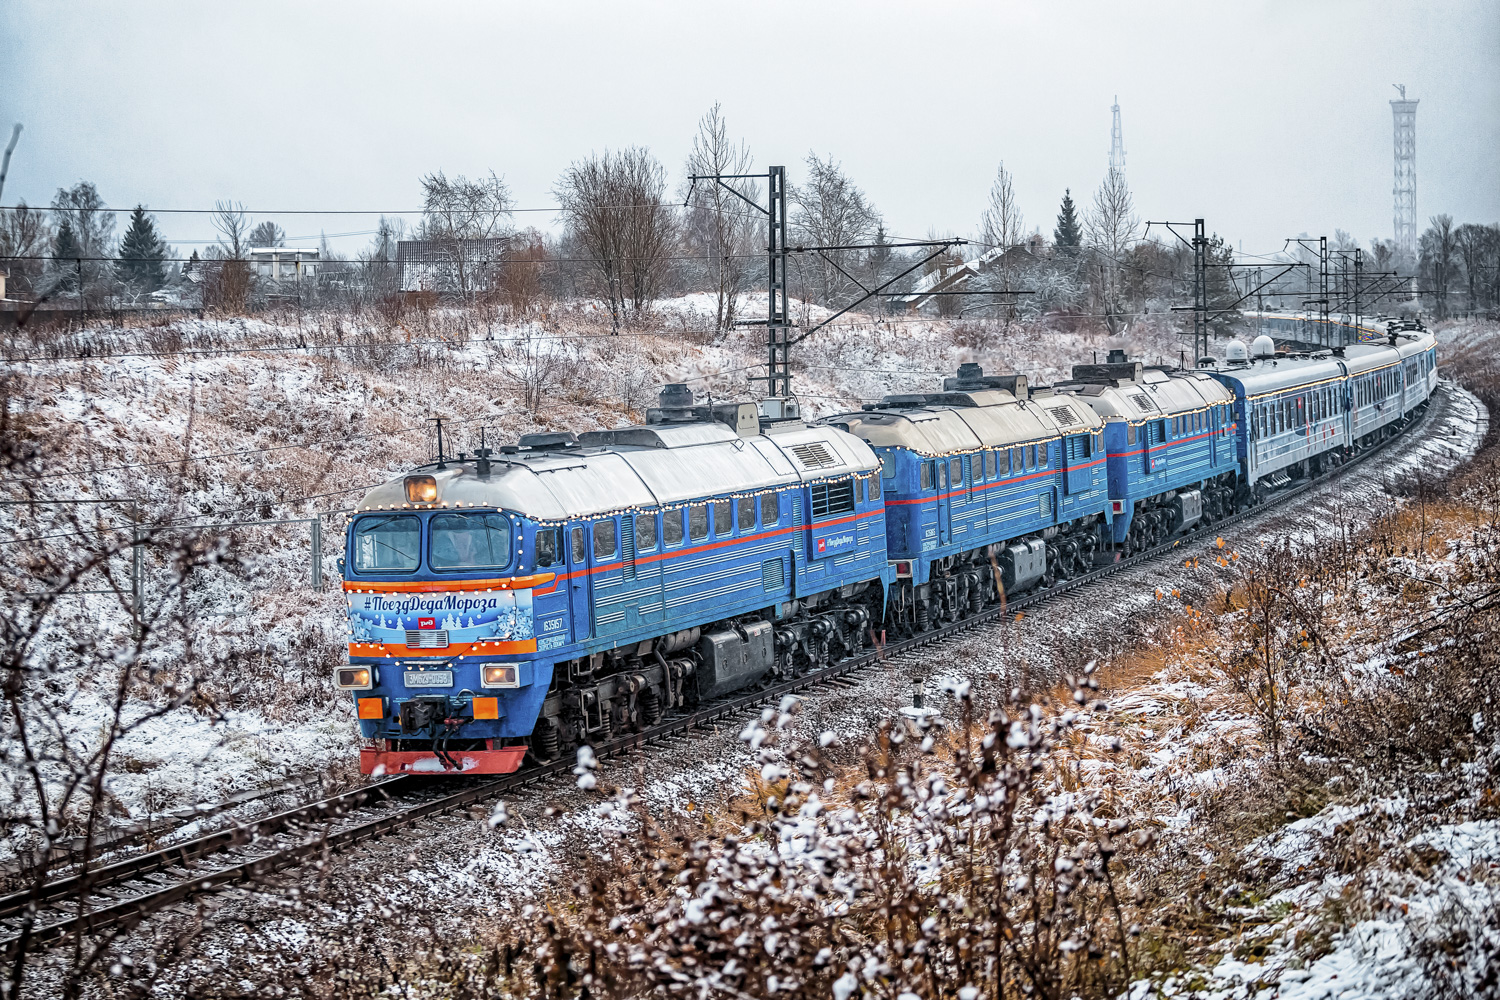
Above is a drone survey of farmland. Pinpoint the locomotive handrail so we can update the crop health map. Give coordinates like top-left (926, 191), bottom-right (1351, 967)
top-left (340, 574), bottom-right (555, 593)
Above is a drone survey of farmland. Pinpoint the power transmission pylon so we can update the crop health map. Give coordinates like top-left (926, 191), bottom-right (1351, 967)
top-left (687, 166), bottom-right (981, 399)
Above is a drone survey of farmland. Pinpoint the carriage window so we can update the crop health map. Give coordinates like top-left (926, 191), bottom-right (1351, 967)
top-left (738, 496), bottom-right (756, 531)
top-left (921, 463), bottom-right (933, 490)
top-left (592, 519), bottom-right (617, 559)
top-left (664, 509), bottom-right (684, 546)
top-left (688, 504), bottom-right (708, 541)
top-left (713, 500), bottom-right (732, 535)
top-left (352, 515), bottom-right (420, 573)
top-left (535, 527), bottom-right (559, 568)
top-left (810, 479), bottom-right (856, 519)
top-left (571, 526), bottom-right (586, 563)
top-left (761, 493), bottom-right (779, 525)
top-left (635, 513), bottom-right (657, 551)
top-left (431, 513), bottom-right (514, 570)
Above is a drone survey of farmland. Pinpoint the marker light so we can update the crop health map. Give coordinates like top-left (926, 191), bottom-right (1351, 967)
top-left (482, 665), bottom-right (519, 688)
top-left (357, 697), bottom-right (384, 719)
top-left (405, 475), bottom-right (438, 503)
top-left (336, 667), bottom-right (373, 690)
top-left (471, 696), bottom-right (500, 719)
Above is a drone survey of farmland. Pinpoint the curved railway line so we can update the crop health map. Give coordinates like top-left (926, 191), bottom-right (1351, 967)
top-left (0, 382), bottom-right (1475, 954)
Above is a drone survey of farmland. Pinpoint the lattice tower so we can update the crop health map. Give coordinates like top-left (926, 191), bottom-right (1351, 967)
top-left (1390, 84), bottom-right (1418, 261)
top-left (1109, 96), bottom-right (1125, 174)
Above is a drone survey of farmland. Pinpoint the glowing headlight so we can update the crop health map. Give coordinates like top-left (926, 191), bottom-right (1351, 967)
top-left (482, 665), bottom-right (519, 688)
top-left (405, 475), bottom-right (438, 503)
top-left (335, 667), bottom-right (373, 690)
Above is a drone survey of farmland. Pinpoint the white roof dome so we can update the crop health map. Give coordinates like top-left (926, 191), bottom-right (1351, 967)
top-left (1251, 335), bottom-right (1276, 358)
top-left (1224, 339), bottom-right (1248, 362)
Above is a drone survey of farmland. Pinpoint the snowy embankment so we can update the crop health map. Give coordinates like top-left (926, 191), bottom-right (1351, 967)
top-left (2, 301), bottom-right (1182, 838)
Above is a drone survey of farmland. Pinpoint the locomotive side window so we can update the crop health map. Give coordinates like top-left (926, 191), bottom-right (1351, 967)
top-left (688, 504), bottom-right (709, 541)
top-left (352, 515), bottom-right (420, 573)
top-left (713, 499), bottom-right (733, 535)
top-left (535, 528), bottom-right (559, 568)
top-left (920, 463), bottom-right (933, 491)
top-left (1026, 445), bottom-right (1036, 468)
top-left (570, 526), bottom-right (586, 564)
top-left (592, 519), bottom-right (617, 559)
top-left (431, 513), bottom-right (514, 570)
top-left (761, 493), bottom-right (779, 525)
top-left (984, 450), bottom-right (996, 479)
top-left (810, 479), bottom-right (855, 519)
top-left (950, 458), bottom-right (962, 485)
top-left (738, 497), bottom-right (755, 531)
top-left (664, 509), bottom-right (684, 546)
top-left (636, 513), bottom-right (657, 551)
top-left (1127, 423), bottom-right (1136, 445)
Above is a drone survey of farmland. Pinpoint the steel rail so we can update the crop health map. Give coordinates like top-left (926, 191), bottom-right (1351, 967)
top-left (0, 386), bottom-right (1450, 952)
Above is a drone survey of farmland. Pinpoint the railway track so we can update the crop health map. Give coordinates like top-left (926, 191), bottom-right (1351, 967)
top-left (0, 384), bottom-right (1462, 953)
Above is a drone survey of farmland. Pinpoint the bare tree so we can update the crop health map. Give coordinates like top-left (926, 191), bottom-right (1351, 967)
top-left (49, 182), bottom-right (115, 300)
top-left (210, 200), bottom-right (250, 259)
top-left (1085, 168), bottom-right (1140, 334)
top-left (248, 221), bottom-right (285, 248)
top-left (418, 170), bottom-right (513, 306)
top-left (979, 161), bottom-right (1026, 313)
top-left (203, 201), bottom-right (252, 312)
top-left (979, 161), bottom-right (1025, 252)
top-left (682, 104), bottom-right (757, 336)
top-left (555, 147), bottom-right (675, 330)
top-left (1453, 222), bottom-right (1492, 312)
top-left (1419, 214), bottom-right (1457, 319)
top-left (358, 215), bottom-right (406, 301)
top-left (0, 203), bottom-right (53, 297)
top-left (790, 152), bottom-right (882, 307)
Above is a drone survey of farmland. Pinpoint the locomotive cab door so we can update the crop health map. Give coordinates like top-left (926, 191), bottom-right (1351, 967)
top-left (566, 523), bottom-right (592, 644)
top-left (937, 460), bottom-right (952, 546)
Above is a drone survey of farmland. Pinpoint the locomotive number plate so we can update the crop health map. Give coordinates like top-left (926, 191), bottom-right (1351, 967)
top-left (403, 670), bottom-right (453, 688)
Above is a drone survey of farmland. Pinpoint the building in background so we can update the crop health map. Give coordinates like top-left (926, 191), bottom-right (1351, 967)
top-left (251, 247), bottom-right (319, 282)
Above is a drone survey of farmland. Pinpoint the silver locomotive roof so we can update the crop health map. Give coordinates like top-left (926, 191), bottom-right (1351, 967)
top-left (820, 363), bottom-right (1103, 458)
top-left (1052, 359), bottom-right (1233, 422)
top-left (355, 394), bottom-right (880, 522)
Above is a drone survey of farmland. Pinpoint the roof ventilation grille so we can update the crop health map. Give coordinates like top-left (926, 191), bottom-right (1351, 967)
top-left (789, 441), bottom-right (839, 470)
top-left (1045, 404), bottom-right (1079, 426)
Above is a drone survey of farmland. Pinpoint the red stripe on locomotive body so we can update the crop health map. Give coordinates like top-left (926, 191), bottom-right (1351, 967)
top-left (532, 509), bottom-right (882, 594)
top-left (885, 456), bottom-right (1106, 507)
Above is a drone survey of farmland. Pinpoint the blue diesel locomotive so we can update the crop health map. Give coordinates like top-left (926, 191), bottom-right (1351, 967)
top-left (335, 324), bottom-right (1437, 775)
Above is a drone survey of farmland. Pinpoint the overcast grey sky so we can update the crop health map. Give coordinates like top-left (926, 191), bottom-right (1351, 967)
top-left (3, 0), bottom-right (1496, 260)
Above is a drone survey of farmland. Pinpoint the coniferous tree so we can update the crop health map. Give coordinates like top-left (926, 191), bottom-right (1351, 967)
top-left (117, 205), bottom-right (167, 291)
top-left (51, 219), bottom-right (81, 291)
top-left (1053, 189), bottom-right (1082, 252)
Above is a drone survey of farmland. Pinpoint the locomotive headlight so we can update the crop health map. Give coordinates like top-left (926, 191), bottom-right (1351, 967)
top-left (404, 475), bottom-right (438, 503)
top-left (482, 664), bottom-right (519, 688)
top-left (336, 666), bottom-right (374, 690)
